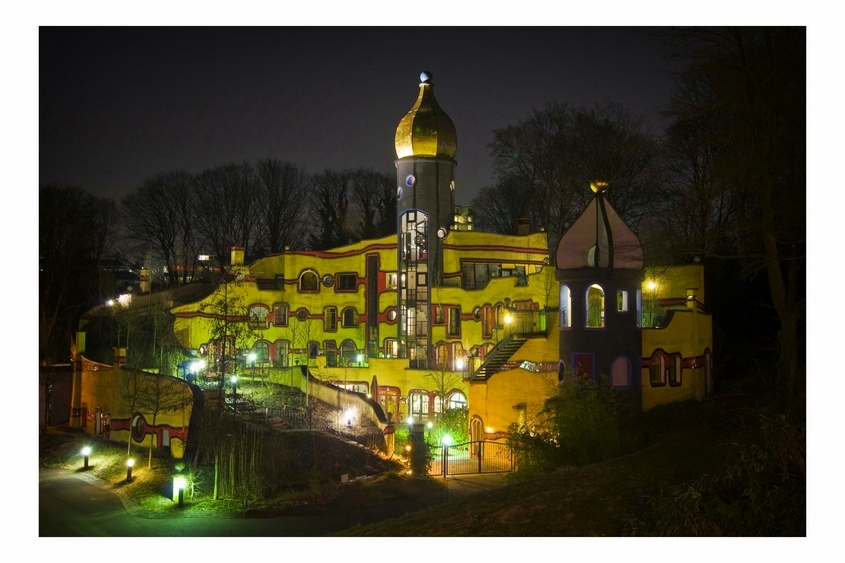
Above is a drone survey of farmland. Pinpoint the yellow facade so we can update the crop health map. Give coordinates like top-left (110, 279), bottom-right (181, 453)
top-left (170, 231), bottom-right (713, 434)
top-left (171, 230), bottom-right (555, 425)
top-left (74, 360), bottom-right (194, 458)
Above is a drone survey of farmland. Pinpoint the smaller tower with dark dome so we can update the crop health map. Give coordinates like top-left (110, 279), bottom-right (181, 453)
top-left (556, 182), bottom-right (645, 411)
top-left (394, 72), bottom-right (457, 367)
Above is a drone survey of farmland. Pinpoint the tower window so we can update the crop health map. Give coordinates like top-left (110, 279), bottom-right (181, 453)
top-left (586, 284), bottom-right (605, 328)
top-left (617, 290), bottom-right (629, 313)
top-left (560, 285), bottom-right (571, 328)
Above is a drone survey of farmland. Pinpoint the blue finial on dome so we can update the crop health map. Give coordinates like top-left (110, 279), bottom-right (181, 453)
top-left (420, 71), bottom-right (432, 84)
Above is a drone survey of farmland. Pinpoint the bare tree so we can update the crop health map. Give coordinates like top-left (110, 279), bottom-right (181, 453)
top-left (192, 163), bottom-right (261, 265)
top-left (477, 102), bottom-right (662, 258)
top-left (137, 374), bottom-right (192, 468)
top-left (121, 171), bottom-right (196, 286)
top-left (39, 184), bottom-right (118, 364)
top-left (652, 26), bottom-right (806, 396)
top-left (255, 159), bottom-right (309, 252)
top-left (308, 169), bottom-right (354, 250)
top-left (349, 167), bottom-right (396, 240)
top-left (117, 368), bottom-right (147, 456)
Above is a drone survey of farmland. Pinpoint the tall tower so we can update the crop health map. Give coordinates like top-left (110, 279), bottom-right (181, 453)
top-left (556, 182), bottom-right (645, 411)
top-left (394, 71), bottom-right (457, 368)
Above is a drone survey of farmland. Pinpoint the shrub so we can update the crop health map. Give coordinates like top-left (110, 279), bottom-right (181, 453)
top-left (508, 372), bottom-right (636, 476)
top-left (626, 413), bottom-right (805, 536)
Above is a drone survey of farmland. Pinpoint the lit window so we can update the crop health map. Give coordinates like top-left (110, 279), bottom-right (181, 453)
top-left (384, 338), bottom-right (398, 358)
top-left (560, 285), bottom-right (571, 328)
top-left (324, 307), bottom-right (337, 331)
top-left (253, 341), bottom-right (269, 362)
top-left (617, 290), bottom-right (628, 313)
top-left (386, 273), bottom-right (398, 289)
top-left (586, 284), bottom-right (605, 328)
top-left (248, 304), bottom-right (269, 330)
top-left (410, 392), bottom-right (430, 417)
top-left (447, 391), bottom-right (467, 410)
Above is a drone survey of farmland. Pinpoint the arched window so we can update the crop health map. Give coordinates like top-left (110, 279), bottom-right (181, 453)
top-left (342, 307), bottom-right (357, 328)
top-left (340, 340), bottom-right (357, 365)
top-left (559, 285), bottom-right (571, 328)
top-left (586, 284), bottom-right (605, 328)
top-left (299, 270), bottom-right (319, 292)
top-left (253, 341), bottom-right (269, 362)
top-left (446, 390), bottom-right (467, 410)
top-left (610, 356), bottom-right (631, 388)
top-left (650, 351), bottom-right (666, 386)
top-left (248, 304), bottom-right (270, 329)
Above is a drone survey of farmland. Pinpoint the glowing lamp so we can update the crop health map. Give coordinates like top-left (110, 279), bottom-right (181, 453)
top-left (81, 446), bottom-right (91, 469)
top-left (426, 421), bottom-right (433, 429)
top-left (126, 458), bottom-right (135, 482)
top-left (441, 435), bottom-right (453, 446)
top-left (406, 416), bottom-right (414, 425)
top-left (173, 475), bottom-right (187, 507)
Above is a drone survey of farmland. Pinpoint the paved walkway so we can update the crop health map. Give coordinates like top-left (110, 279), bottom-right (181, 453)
top-left (434, 473), bottom-right (509, 502)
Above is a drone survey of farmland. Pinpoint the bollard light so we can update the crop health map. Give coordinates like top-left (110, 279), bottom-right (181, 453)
top-left (81, 446), bottom-right (91, 469)
top-left (126, 458), bottom-right (135, 482)
top-left (173, 475), bottom-right (187, 508)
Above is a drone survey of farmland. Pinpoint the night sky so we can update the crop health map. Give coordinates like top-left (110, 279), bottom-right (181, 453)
top-left (39, 26), bottom-right (676, 205)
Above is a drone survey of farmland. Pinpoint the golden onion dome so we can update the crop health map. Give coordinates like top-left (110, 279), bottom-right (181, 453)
top-left (394, 71), bottom-right (457, 160)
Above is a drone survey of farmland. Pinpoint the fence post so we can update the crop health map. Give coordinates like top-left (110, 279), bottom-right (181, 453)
top-left (478, 441), bottom-right (483, 473)
top-left (443, 445), bottom-right (448, 477)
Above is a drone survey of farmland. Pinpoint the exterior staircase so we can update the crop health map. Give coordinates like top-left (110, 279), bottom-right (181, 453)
top-left (470, 334), bottom-right (526, 381)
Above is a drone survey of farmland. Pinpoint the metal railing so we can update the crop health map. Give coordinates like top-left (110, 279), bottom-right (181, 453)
top-left (429, 440), bottom-right (514, 476)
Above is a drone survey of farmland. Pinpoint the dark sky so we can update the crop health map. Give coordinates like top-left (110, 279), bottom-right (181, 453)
top-left (39, 26), bottom-right (676, 205)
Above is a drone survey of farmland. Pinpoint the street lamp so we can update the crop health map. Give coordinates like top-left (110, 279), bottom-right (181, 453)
top-left (230, 375), bottom-right (238, 415)
top-left (504, 313), bottom-right (513, 336)
top-left (173, 475), bottom-right (186, 508)
top-left (81, 446), bottom-right (91, 469)
top-left (126, 458), bottom-right (135, 482)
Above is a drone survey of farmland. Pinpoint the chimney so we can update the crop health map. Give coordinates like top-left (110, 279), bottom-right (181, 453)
top-left (230, 246), bottom-right (245, 267)
top-left (517, 218), bottom-right (531, 236)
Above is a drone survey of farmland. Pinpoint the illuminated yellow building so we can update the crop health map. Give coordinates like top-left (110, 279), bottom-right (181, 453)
top-left (170, 71), bottom-right (712, 440)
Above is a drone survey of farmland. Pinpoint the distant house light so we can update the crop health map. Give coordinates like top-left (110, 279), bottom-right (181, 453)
top-left (198, 255), bottom-right (210, 261)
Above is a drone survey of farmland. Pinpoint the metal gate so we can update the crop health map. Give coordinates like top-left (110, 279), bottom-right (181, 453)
top-left (430, 440), bottom-right (514, 476)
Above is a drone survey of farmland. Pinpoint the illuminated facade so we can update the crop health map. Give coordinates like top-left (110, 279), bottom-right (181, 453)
top-left (168, 72), bottom-right (712, 436)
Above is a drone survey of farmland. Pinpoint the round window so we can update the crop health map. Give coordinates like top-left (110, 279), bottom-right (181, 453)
top-left (296, 309), bottom-right (309, 321)
top-left (131, 413), bottom-right (146, 442)
top-left (387, 309), bottom-right (397, 321)
top-left (397, 187), bottom-right (403, 200)
top-left (405, 174), bottom-right (416, 187)
top-left (322, 275), bottom-right (334, 287)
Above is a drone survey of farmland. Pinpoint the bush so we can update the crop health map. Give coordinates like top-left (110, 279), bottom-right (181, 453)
top-left (626, 413), bottom-right (805, 536)
top-left (508, 372), bottom-right (637, 476)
